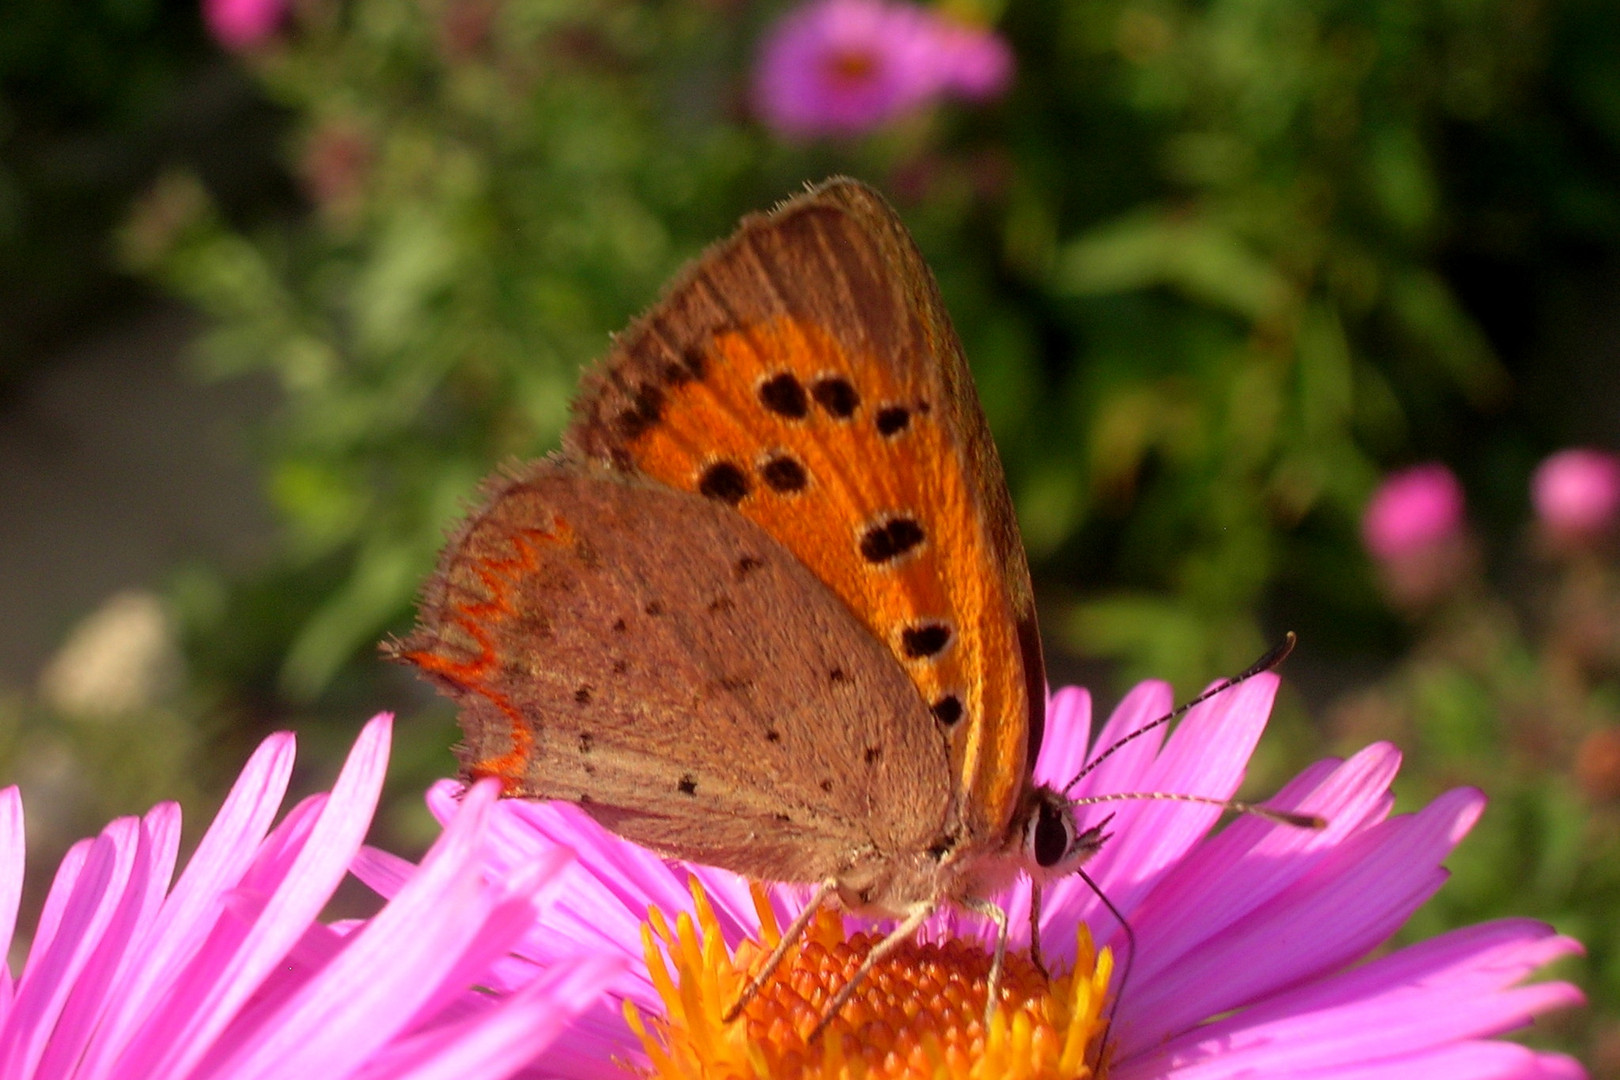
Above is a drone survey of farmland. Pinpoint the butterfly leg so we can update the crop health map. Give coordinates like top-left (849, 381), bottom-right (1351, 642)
top-left (809, 899), bottom-right (937, 1041)
top-left (964, 897), bottom-right (1010, 1029)
top-left (724, 878), bottom-right (837, 1023)
top-left (1028, 883), bottom-right (1048, 979)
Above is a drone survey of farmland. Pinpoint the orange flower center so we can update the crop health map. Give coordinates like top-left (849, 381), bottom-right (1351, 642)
top-left (627, 882), bottom-right (1113, 1080)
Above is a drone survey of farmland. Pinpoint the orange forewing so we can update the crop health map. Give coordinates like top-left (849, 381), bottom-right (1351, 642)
top-left (565, 179), bottom-right (1044, 843)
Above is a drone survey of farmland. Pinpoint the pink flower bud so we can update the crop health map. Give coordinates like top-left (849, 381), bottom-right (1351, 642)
top-left (204, 0), bottom-right (285, 49)
top-left (1361, 463), bottom-right (1466, 562)
top-left (1532, 448), bottom-right (1620, 539)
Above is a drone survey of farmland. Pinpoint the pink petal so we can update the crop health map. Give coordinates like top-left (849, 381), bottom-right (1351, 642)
top-left (353, 956), bottom-right (624, 1080)
top-left (0, 789), bottom-right (23, 969)
top-left (2, 821), bottom-right (138, 1079)
top-left (1030, 686), bottom-right (1093, 790)
top-left (1293, 1042), bottom-right (1584, 1080)
top-left (76, 730), bottom-right (296, 1080)
top-left (113, 714), bottom-right (390, 1078)
top-left (35, 805), bottom-right (181, 1080)
top-left (1051, 675), bottom-right (1278, 945)
top-left (1071, 680), bottom-right (1174, 797)
top-left (195, 781), bottom-right (518, 1077)
top-left (19, 840), bottom-right (89, 988)
top-left (1118, 785), bottom-right (1486, 1050)
top-left (1125, 922), bottom-right (1582, 1080)
top-left (1127, 743), bottom-right (1403, 985)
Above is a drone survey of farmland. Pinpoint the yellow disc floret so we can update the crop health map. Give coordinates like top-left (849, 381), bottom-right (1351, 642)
top-left (627, 881), bottom-right (1113, 1080)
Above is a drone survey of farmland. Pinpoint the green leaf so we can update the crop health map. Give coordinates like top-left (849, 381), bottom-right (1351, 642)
top-left (1058, 211), bottom-right (1293, 322)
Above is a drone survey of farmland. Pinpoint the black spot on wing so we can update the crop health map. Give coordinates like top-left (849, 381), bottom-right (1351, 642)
top-left (759, 373), bottom-right (809, 418)
top-left (859, 517), bottom-right (925, 563)
top-left (615, 383), bottom-right (665, 440)
top-left (661, 345), bottom-right (707, 387)
top-left (903, 623), bottom-right (952, 659)
top-left (698, 461), bottom-right (750, 503)
top-left (812, 376), bottom-right (859, 418)
top-left (760, 455), bottom-right (808, 493)
top-left (876, 405), bottom-right (910, 436)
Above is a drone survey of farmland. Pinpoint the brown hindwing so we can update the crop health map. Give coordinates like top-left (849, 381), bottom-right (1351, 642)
top-left (391, 460), bottom-right (951, 883)
top-left (564, 178), bottom-right (1045, 844)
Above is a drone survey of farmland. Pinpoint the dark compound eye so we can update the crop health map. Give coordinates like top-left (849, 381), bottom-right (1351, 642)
top-left (1033, 801), bottom-right (1073, 868)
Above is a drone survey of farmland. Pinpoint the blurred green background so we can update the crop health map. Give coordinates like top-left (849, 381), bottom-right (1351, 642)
top-left (3, 0), bottom-right (1618, 1069)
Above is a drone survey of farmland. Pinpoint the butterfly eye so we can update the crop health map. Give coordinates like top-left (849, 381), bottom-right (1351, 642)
top-left (1024, 790), bottom-right (1109, 877)
top-left (1029, 797), bottom-right (1075, 869)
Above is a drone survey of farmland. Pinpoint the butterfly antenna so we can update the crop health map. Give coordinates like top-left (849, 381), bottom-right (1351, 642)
top-left (1075, 865), bottom-right (1135, 1068)
top-left (1070, 789), bottom-right (1324, 829)
top-left (1061, 632), bottom-right (1297, 797)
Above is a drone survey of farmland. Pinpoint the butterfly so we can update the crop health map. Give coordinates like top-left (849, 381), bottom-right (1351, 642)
top-left (391, 177), bottom-right (1230, 1027)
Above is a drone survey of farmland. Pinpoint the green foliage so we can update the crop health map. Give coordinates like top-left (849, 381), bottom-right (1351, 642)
top-left (129, 0), bottom-right (1620, 704)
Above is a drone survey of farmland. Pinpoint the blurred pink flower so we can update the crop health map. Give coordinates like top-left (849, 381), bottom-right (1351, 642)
top-left (753, 0), bottom-right (1013, 139)
top-left (0, 714), bottom-right (620, 1079)
top-left (1533, 448), bottom-right (1620, 539)
top-left (204, 0), bottom-right (285, 50)
top-left (932, 18), bottom-right (1014, 99)
top-left (1362, 462), bottom-right (1466, 562)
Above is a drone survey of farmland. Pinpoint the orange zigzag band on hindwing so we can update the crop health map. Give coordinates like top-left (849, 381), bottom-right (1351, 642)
top-left (400, 516), bottom-right (577, 792)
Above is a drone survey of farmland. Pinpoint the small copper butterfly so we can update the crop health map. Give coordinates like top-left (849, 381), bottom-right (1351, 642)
top-left (391, 178), bottom-right (1300, 1026)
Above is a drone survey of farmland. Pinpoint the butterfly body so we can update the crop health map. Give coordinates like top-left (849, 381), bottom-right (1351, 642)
top-left (394, 179), bottom-right (1102, 1004)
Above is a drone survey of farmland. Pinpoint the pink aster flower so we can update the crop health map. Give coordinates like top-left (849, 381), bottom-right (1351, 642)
top-left (380, 678), bottom-right (1585, 1079)
top-left (203, 0), bottom-right (286, 50)
top-left (1533, 448), bottom-right (1620, 540)
top-left (0, 713), bottom-right (621, 1079)
top-left (931, 17), bottom-right (1014, 99)
top-left (1362, 463), bottom-right (1467, 562)
top-left (753, 0), bottom-right (1013, 139)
